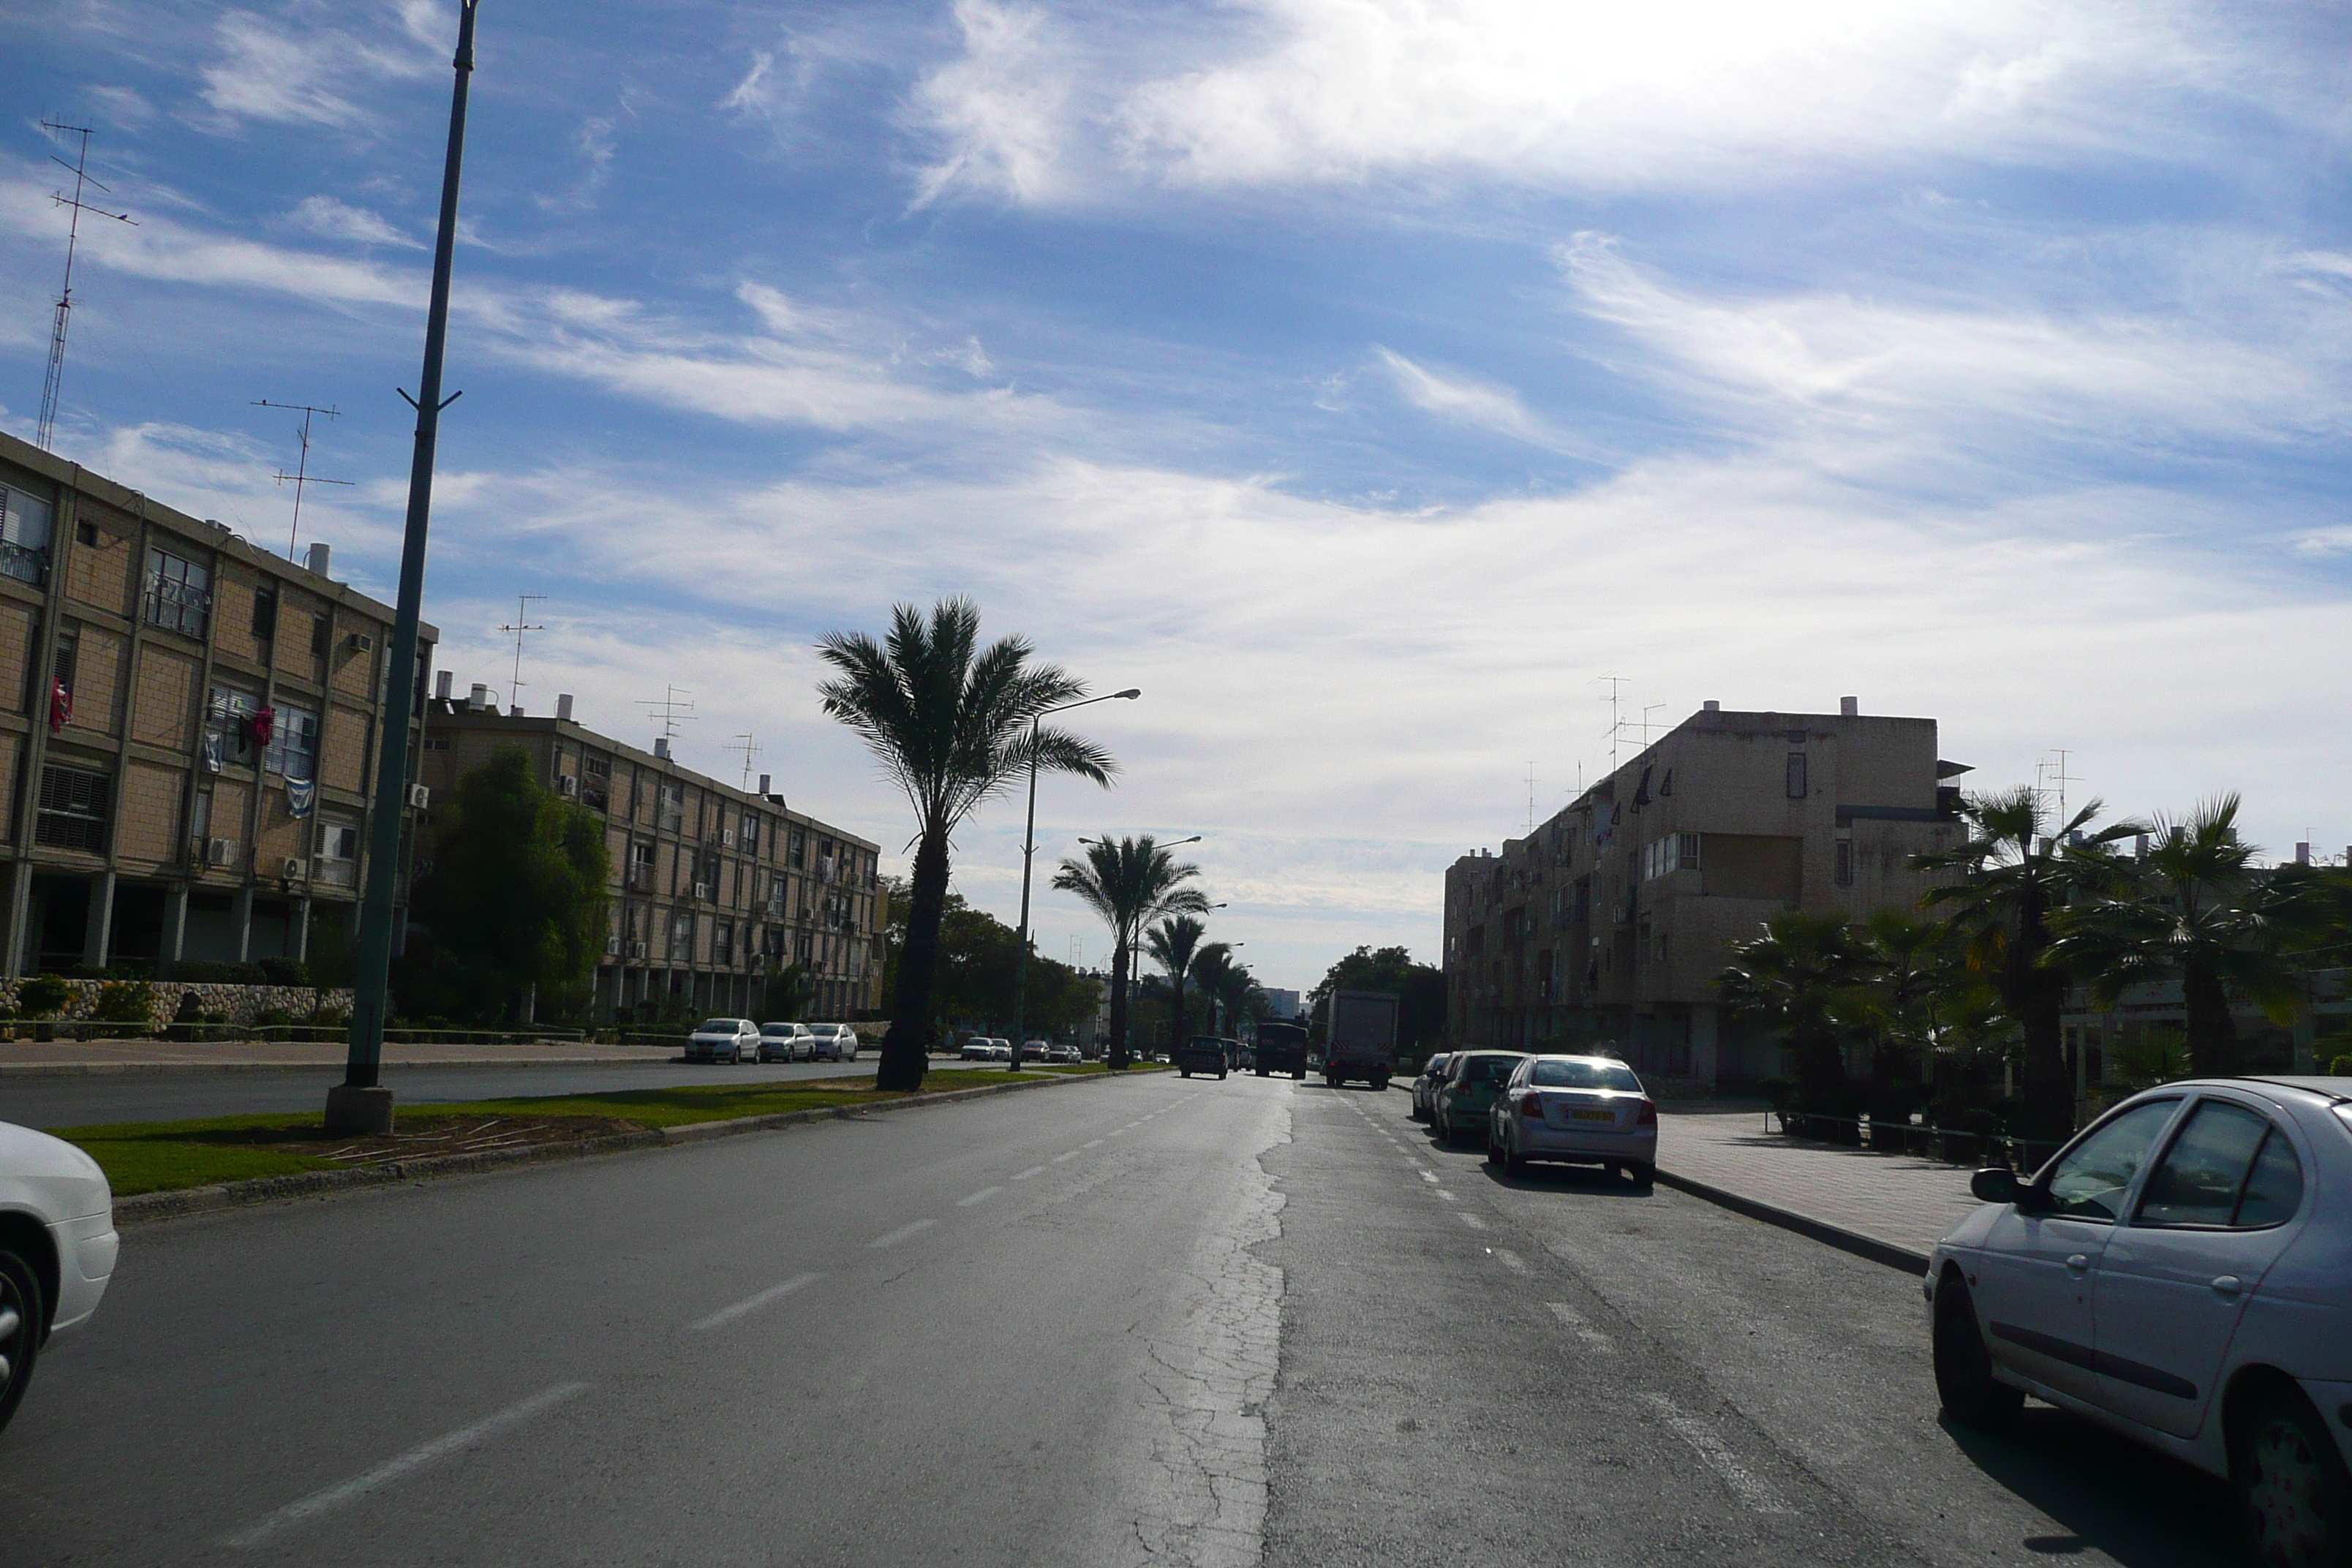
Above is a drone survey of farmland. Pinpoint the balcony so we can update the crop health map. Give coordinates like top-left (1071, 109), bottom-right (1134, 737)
top-left (0, 538), bottom-right (48, 588)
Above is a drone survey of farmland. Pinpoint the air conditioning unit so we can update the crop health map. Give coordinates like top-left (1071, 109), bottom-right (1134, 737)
top-left (556, 774), bottom-right (579, 799)
top-left (627, 941), bottom-right (649, 960)
top-left (347, 632), bottom-right (376, 653)
top-left (282, 857), bottom-right (306, 880)
top-left (721, 829), bottom-right (736, 848)
top-left (604, 934), bottom-right (620, 957)
top-left (693, 882), bottom-right (712, 900)
top-left (207, 837), bottom-right (236, 867)
top-left (766, 899), bottom-right (785, 919)
top-left (408, 783), bottom-right (431, 810)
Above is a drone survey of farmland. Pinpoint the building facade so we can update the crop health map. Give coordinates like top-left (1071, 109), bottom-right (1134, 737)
top-left (1443, 698), bottom-right (1966, 1087)
top-left (0, 429), bottom-right (432, 978)
top-left (416, 693), bottom-right (887, 1022)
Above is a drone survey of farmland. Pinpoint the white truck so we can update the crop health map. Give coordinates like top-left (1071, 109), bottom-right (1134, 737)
top-left (1321, 989), bottom-right (1400, 1089)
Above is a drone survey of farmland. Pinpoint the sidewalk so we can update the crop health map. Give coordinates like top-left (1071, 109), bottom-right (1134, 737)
top-left (1658, 1103), bottom-right (1983, 1273)
top-left (0, 1038), bottom-right (683, 1077)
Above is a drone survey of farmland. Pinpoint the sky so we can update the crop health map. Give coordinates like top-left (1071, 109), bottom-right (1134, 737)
top-left (7, 0), bottom-right (2352, 995)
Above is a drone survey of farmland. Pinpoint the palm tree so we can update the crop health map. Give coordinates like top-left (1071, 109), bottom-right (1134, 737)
top-left (1196, 946), bottom-right (1260, 1039)
top-left (818, 598), bottom-right (1114, 1090)
top-left (1714, 910), bottom-right (1874, 1100)
top-left (1916, 786), bottom-right (2139, 1138)
top-left (1850, 908), bottom-right (1961, 1092)
top-left (1190, 942), bottom-right (1237, 1033)
top-left (2047, 796), bottom-right (2302, 1078)
top-left (1052, 835), bottom-right (1208, 1069)
top-left (1146, 914), bottom-right (1209, 1056)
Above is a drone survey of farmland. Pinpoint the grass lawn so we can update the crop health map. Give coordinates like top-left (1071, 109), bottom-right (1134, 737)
top-left (67, 1060), bottom-right (1167, 1197)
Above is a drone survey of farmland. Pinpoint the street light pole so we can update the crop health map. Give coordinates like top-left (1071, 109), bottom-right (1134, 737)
top-left (330, 0), bottom-right (481, 1136)
top-left (1009, 689), bottom-right (1139, 1071)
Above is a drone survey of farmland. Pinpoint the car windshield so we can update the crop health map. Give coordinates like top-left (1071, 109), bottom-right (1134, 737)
top-left (1425, 1055), bottom-right (1451, 1074)
top-left (694, 1019), bottom-right (738, 1033)
top-left (1531, 1060), bottom-right (1641, 1092)
top-left (1459, 1055), bottom-right (1518, 1083)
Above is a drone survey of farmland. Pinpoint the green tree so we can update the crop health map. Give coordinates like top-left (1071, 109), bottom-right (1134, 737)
top-left (1052, 835), bottom-right (1210, 1069)
top-left (2047, 796), bottom-right (2305, 1078)
top-left (1306, 945), bottom-right (1447, 1054)
top-left (410, 747), bottom-right (611, 1020)
top-left (1917, 786), bottom-right (2138, 1137)
top-left (818, 598), bottom-right (1114, 1090)
top-left (1192, 943), bottom-right (1261, 1036)
top-left (1848, 908), bottom-right (1963, 1091)
top-left (1715, 911), bottom-right (1874, 1101)
top-left (1146, 913), bottom-right (1210, 1052)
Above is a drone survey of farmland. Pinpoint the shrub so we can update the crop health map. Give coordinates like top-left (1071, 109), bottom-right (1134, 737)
top-left (172, 990), bottom-right (206, 1025)
top-left (90, 981), bottom-right (155, 1025)
top-left (2327, 1052), bottom-right (2352, 1077)
top-left (252, 1006), bottom-right (302, 1028)
top-left (18, 974), bottom-right (72, 1018)
top-left (166, 960), bottom-right (271, 984)
top-left (1758, 1077), bottom-right (1799, 1111)
top-left (257, 957), bottom-right (312, 987)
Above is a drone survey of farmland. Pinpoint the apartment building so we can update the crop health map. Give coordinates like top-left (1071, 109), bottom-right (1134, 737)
top-left (0, 429), bottom-right (431, 977)
top-left (1443, 698), bottom-right (1967, 1088)
top-left (416, 689), bottom-right (887, 1022)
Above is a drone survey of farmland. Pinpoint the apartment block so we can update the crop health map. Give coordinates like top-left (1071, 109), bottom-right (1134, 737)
top-left (417, 689), bottom-right (888, 1022)
top-left (0, 429), bottom-right (434, 976)
top-left (1443, 698), bottom-right (1967, 1087)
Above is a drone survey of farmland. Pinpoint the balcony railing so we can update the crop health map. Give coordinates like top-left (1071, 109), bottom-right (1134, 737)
top-left (0, 539), bottom-right (49, 588)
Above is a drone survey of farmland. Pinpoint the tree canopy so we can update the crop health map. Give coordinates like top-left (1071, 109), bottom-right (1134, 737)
top-left (1307, 945), bottom-right (1446, 1053)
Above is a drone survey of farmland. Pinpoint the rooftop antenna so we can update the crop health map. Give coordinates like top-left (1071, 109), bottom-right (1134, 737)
top-left (1597, 675), bottom-right (1629, 772)
top-left (253, 400), bottom-right (350, 557)
top-left (36, 121), bottom-right (136, 451)
top-left (1638, 701), bottom-right (1667, 752)
top-left (722, 731), bottom-right (763, 791)
top-left (2039, 748), bottom-right (2077, 823)
top-left (635, 685), bottom-right (697, 740)
top-left (1525, 761), bottom-right (1538, 835)
top-left (497, 594), bottom-right (547, 708)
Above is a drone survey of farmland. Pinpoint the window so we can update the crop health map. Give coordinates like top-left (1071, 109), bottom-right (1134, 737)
top-left (35, 764), bottom-right (110, 852)
top-left (669, 909), bottom-right (694, 960)
top-left (796, 932), bottom-right (814, 964)
top-left (310, 614), bottom-right (331, 659)
top-left (1641, 832), bottom-right (1700, 881)
top-left (1530, 1059), bottom-right (1643, 1091)
top-left (265, 702), bottom-right (320, 781)
top-left (191, 788), bottom-right (212, 843)
top-left (715, 919), bottom-right (735, 967)
top-left (144, 546), bottom-right (212, 638)
top-left (657, 783), bottom-right (683, 833)
top-left (740, 813), bottom-right (761, 857)
top-left (2044, 1100), bottom-right (2179, 1221)
top-left (789, 828), bottom-right (807, 868)
top-left (2136, 1101), bottom-right (2303, 1229)
top-left (204, 684), bottom-right (261, 769)
top-left (1835, 837), bottom-right (1853, 887)
top-left (252, 585), bottom-right (279, 643)
top-left (0, 480), bottom-right (53, 586)
top-left (76, 519), bottom-right (98, 547)
top-left (1785, 753), bottom-right (1808, 799)
top-left (51, 625), bottom-right (78, 709)
top-left (581, 754), bottom-right (611, 812)
top-left (314, 818), bottom-right (361, 887)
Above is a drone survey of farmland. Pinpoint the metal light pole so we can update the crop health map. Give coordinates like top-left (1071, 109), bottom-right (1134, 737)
top-left (1008, 690), bottom-right (1139, 1071)
top-left (329, 0), bottom-right (482, 1136)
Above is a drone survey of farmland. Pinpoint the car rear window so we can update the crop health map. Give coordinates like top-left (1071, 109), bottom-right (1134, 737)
top-left (1531, 1059), bottom-right (1641, 1092)
top-left (1459, 1055), bottom-right (1518, 1083)
top-left (696, 1019), bottom-right (737, 1033)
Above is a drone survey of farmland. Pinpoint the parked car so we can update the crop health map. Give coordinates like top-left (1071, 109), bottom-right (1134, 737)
top-left (1, 1119), bottom-right (118, 1436)
top-left (1431, 1051), bottom-right (1526, 1147)
top-left (687, 1018), bottom-right (761, 1064)
top-left (807, 1023), bottom-right (859, 1062)
top-left (1410, 1053), bottom-right (1455, 1121)
top-left (758, 1022), bottom-right (814, 1063)
top-left (1928, 1076), bottom-right (2352, 1566)
top-left (1047, 1044), bottom-right (1082, 1064)
top-left (1020, 1040), bottom-right (1049, 1062)
top-left (959, 1037), bottom-right (995, 1061)
top-left (1485, 1054), bottom-right (1656, 1183)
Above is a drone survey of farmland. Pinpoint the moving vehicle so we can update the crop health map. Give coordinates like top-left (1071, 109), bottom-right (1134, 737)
top-left (1322, 990), bottom-right (1401, 1089)
top-left (959, 1036), bottom-right (995, 1061)
top-left (1020, 1040), bottom-right (1049, 1062)
top-left (0, 1120), bottom-right (118, 1436)
top-left (1431, 1051), bottom-right (1525, 1146)
top-left (1177, 1036), bottom-right (1229, 1079)
top-left (807, 1023), bottom-right (859, 1062)
top-left (1410, 1053), bottom-right (1455, 1121)
top-left (1047, 1044), bottom-right (1082, 1064)
top-left (758, 1022), bottom-right (815, 1062)
top-left (1253, 1022), bottom-right (1309, 1079)
top-left (1485, 1055), bottom-right (1656, 1182)
top-left (1928, 1077), bottom-right (2352, 1566)
top-left (687, 1018), bottom-right (761, 1063)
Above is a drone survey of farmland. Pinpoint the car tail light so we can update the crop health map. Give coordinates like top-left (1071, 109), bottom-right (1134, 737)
top-left (1636, 1098), bottom-right (1657, 1126)
top-left (1521, 1093), bottom-right (1545, 1120)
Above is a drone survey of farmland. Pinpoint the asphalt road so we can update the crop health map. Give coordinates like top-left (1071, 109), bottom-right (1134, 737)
top-left (0, 1055), bottom-right (1025, 1128)
top-left (3, 1074), bottom-right (2247, 1567)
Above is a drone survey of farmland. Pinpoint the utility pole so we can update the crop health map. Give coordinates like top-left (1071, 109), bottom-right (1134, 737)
top-left (36, 122), bottom-right (135, 451)
top-left (334, 0), bottom-right (483, 1137)
top-left (497, 594), bottom-right (547, 710)
top-left (254, 401), bottom-right (351, 557)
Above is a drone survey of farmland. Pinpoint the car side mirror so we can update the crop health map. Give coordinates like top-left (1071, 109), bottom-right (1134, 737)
top-left (1970, 1167), bottom-right (2021, 1206)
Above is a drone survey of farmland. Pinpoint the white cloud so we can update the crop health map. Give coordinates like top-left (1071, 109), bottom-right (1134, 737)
top-left (908, 0), bottom-right (1080, 206)
top-left (287, 194), bottom-right (423, 249)
top-left (1375, 347), bottom-right (1557, 449)
top-left (196, 7), bottom-right (434, 131)
top-left (86, 86), bottom-right (156, 130)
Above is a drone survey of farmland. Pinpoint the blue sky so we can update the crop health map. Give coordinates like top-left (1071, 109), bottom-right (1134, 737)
top-left (8, 0), bottom-right (2352, 994)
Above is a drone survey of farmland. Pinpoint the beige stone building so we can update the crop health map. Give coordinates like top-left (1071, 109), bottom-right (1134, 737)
top-left (0, 429), bottom-right (434, 976)
top-left (1443, 698), bottom-right (1968, 1088)
top-left (416, 692), bottom-right (887, 1022)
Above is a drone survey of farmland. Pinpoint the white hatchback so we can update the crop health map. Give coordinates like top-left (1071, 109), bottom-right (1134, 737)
top-left (687, 1018), bottom-right (761, 1064)
top-left (807, 1023), bottom-right (859, 1063)
top-left (1, 1120), bottom-right (118, 1435)
top-left (1929, 1077), bottom-right (2352, 1564)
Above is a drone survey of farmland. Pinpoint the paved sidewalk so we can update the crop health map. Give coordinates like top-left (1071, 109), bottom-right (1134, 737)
top-left (1659, 1103), bottom-right (1982, 1270)
top-left (0, 1038), bottom-right (682, 1076)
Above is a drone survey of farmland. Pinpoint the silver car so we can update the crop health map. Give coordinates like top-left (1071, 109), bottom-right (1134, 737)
top-left (1928, 1077), bottom-right (2352, 1564)
top-left (1411, 1053), bottom-right (1454, 1122)
top-left (1, 1119), bottom-right (118, 1435)
top-left (687, 1018), bottom-right (761, 1063)
top-left (1484, 1054), bottom-right (1657, 1183)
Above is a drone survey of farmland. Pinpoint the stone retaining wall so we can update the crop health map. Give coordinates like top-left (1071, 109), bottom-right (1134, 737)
top-left (0, 979), bottom-right (353, 1030)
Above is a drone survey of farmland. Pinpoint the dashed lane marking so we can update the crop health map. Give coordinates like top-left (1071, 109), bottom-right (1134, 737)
top-left (1458, 1213), bottom-right (1489, 1231)
top-left (1545, 1301), bottom-right (1617, 1353)
top-left (957, 1186), bottom-right (1003, 1207)
top-left (1491, 1247), bottom-right (1529, 1274)
top-left (1013, 1165), bottom-right (1047, 1180)
top-left (1052, 1151), bottom-right (1079, 1163)
top-left (868, 1219), bottom-right (938, 1249)
top-left (1084, 1139), bottom-right (1104, 1148)
top-left (1643, 1393), bottom-right (1795, 1515)
top-left (692, 1272), bottom-right (822, 1333)
top-left (1419, 1170), bottom-right (1439, 1183)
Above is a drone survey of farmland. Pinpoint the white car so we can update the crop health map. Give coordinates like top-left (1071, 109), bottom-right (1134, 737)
top-left (687, 1018), bottom-right (761, 1064)
top-left (959, 1037), bottom-right (995, 1061)
top-left (1, 1120), bottom-right (118, 1435)
top-left (1047, 1044), bottom-right (1082, 1065)
top-left (758, 1022), bottom-right (815, 1063)
top-left (987, 1039), bottom-right (1014, 1061)
top-left (807, 1023), bottom-right (859, 1063)
top-left (1484, 1054), bottom-right (1657, 1183)
top-left (1929, 1077), bottom-right (2352, 1564)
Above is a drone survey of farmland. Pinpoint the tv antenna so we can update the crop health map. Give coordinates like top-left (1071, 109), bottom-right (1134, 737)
top-left (2037, 748), bottom-right (2078, 823)
top-left (722, 731), bottom-right (763, 791)
top-left (253, 400), bottom-right (350, 557)
top-left (1598, 675), bottom-right (1629, 771)
top-left (36, 121), bottom-right (136, 451)
top-left (1525, 761), bottom-right (1538, 835)
top-left (636, 685), bottom-right (697, 740)
top-left (497, 594), bottom-right (547, 709)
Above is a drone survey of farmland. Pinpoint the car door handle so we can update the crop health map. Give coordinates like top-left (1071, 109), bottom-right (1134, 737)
top-left (2065, 1254), bottom-right (2092, 1274)
top-left (2210, 1275), bottom-right (2242, 1297)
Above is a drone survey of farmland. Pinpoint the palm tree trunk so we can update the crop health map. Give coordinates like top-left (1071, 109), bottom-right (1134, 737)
top-left (2182, 958), bottom-right (2239, 1078)
top-left (1171, 976), bottom-right (1187, 1054)
top-left (2012, 946), bottom-right (2072, 1140)
top-left (1107, 938), bottom-right (1131, 1071)
top-left (879, 829), bottom-right (949, 1091)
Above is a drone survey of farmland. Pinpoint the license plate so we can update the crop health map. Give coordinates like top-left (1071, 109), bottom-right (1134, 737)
top-left (1570, 1109), bottom-right (1615, 1123)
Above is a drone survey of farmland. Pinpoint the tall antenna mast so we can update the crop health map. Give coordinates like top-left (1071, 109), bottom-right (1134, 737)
top-left (723, 732), bottom-right (763, 791)
top-left (497, 593), bottom-right (548, 709)
top-left (254, 400), bottom-right (350, 557)
top-left (2045, 748), bottom-right (2076, 823)
top-left (1525, 761), bottom-right (1537, 835)
top-left (36, 122), bottom-right (135, 451)
top-left (635, 685), bottom-right (697, 741)
top-left (1597, 675), bottom-right (1629, 772)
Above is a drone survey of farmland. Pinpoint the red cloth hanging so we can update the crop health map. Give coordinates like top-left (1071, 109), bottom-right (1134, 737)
top-left (248, 705), bottom-right (276, 748)
top-left (48, 678), bottom-right (70, 734)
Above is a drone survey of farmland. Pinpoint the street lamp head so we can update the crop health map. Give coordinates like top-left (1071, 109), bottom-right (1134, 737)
top-left (1112, 688), bottom-right (1142, 700)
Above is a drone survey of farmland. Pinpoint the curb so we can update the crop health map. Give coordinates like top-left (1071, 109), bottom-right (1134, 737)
top-left (113, 1068), bottom-right (1161, 1224)
top-left (0, 1055), bottom-right (685, 1079)
top-left (1654, 1167), bottom-right (1932, 1276)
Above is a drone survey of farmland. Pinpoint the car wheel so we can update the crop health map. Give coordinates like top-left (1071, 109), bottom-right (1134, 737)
top-left (1218, 1068), bottom-right (1228, 1080)
top-left (1932, 1275), bottom-right (2023, 1432)
top-left (1256, 1066), bottom-right (1269, 1077)
top-left (0, 1244), bottom-right (43, 1437)
top-left (1180, 1068), bottom-right (1191, 1078)
top-left (1628, 1161), bottom-right (1654, 1187)
top-left (1504, 1130), bottom-right (1529, 1177)
top-left (1294, 1068), bottom-right (1306, 1080)
top-left (1485, 1128), bottom-right (1504, 1165)
top-left (2235, 1385), bottom-right (2352, 1568)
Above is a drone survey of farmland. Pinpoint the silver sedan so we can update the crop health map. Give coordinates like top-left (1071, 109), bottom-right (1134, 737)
top-left (1485, 1054), bottom-right (1657, 1183)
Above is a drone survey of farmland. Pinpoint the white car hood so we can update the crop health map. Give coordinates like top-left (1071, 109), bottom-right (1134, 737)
top-left (0, 1120), bottom-right (113, 1224)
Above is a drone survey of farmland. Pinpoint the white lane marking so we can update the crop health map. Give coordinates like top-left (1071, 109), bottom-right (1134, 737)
top-left (1546, 1301), bottom-right (1617, 1353)
top-left (1083, 1139), bottom-right (1104, 1148)
top-left (1124, 1121), bottom-right (1143, 1129)
top-left (1052, 1150), bottom-right (1079, 1163)
top-left (1013, 1165), bottom-right (1047, 1180)
top-left (1436, 1190), bottom-right (1457, 1202)
top-left (1491, 1247), bottom-right (1529, 1274)
top-left (1643, 1393), bottom-right (1794, 1515)
top-left (692, 1272), bottom-right (821, 1332)
top-left (957, 1186), bottom-right (1003, 1207)
top-left (223, 1382), bottom-right (587, 1546)
top-left (1458, 1213), bottom-right (1489, 1231)
top-left (1419, 1170), bottom-right (1439, 1184)
top-left (868, 1219), bottom-right (938, 1249)
top-left (1109, 1128), bottom-right (1128, 1137)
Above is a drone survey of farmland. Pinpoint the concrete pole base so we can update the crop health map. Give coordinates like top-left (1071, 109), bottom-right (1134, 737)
top-left (324, 1085), bottom-right (396, 1136)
